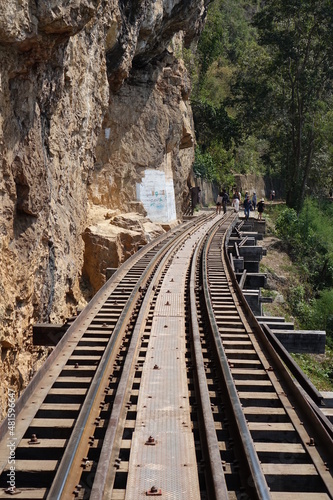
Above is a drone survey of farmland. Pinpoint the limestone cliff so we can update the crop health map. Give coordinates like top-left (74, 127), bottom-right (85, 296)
top-left (0, 0), bottom-right (207, 417)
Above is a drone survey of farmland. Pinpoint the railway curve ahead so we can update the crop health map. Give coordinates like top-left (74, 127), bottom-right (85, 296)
top-left (0, 211), bottom-right (332, 500)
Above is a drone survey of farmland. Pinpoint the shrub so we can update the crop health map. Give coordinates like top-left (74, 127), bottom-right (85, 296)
top-left (275, 208), bottom-right (299, 248)
top-left (308, 289), bottom-right (333, 338)
top-left (287, 285), bottom-right (313, 326)
top-left (275, 199), bottom-right (333, 290)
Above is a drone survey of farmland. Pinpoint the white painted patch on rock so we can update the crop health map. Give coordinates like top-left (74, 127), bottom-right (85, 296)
top-left (136, 168), bottom-right (177, 222)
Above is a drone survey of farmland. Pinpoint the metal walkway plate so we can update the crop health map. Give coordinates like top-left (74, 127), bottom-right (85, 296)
top-left (125, 226), bottom-right (206, 500)
top-left (125, 431), bottom-right (199, 499)
top-left (154, 293), bottom-right (184, 317)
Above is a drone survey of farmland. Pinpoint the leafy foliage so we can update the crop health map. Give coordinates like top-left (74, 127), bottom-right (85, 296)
top-left (189, 0), bottom-right (333, 388)
top-left (193, 144), bottom-right (235, 189)
top-left (308, 289), bottom-right (333, 340)
top-left (188, 0), bottom-right (333, 206)
top-left (193, 148), bottom-right (216, 181)
top-left (262, 203), bottom-right (333, 390)
top-left (191, 99), bottom-right (238, 150)
top-left (275, 198), bottom-right (333, 343)
top-left (292, 349), bottom-right (333, 391)
top-left (233, 0), bottom-right (333, 211)
top-left (276, 199), bottom-right (333, 291)
top-left (187, 0), bottom-right (262, 184)
top-left (287, 284), bottom-right (313, 326)
top-left (275, 207), bottom-right (299, 246)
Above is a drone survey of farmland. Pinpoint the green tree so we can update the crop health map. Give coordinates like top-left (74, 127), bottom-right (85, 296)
top-left (191, 99), bottom-right (238, 150)
top-left (252, 1), bottom-right (333, 211)
top-left (307, 98), bottom-right (333, 196)
top-left (187, 0), bottom-right (259, 184)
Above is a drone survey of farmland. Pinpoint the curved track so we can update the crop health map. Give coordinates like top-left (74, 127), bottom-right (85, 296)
top-left (0, 211), bottom-right (332, 499)
top-left (198, 214), bottom-right (333, 499)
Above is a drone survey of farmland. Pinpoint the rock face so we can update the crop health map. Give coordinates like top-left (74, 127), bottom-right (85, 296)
top-left (234, 174), bottom-right (266, 200)
top-left (82, 209), bottom-right (169, 294)
top-left (0, 0), bottom-right (207, 417)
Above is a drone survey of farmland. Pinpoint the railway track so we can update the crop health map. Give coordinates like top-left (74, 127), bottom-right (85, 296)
top-left (0, 210), bottom-right (332, 499)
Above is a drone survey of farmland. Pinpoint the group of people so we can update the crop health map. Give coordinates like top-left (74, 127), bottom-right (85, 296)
top-left (215, 189), bottom-right (229, 214)
top-left (191, 185), bottom-right (266, 220)
top-left (216, 189), bottom-right (265, 220)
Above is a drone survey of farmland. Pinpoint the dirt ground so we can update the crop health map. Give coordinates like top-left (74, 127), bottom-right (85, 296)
top-left (258, 235), bottom-right (296, 321)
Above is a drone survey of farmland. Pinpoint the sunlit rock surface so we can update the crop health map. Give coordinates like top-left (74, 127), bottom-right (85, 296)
top-left (0, 0), bottom-right (207, 417)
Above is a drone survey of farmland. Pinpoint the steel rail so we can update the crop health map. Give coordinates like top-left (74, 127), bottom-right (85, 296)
top-left (89, 218), bottom-right (209, 498)
top-left (47, 213), bottom-right (216, 499)
top-left (0, 216), bottom-right (205, 491)
top-left (90, 212), bottom-right (217, 499)
top-left (0, 221), bottom-right (189, 447)
top-left (202, 213), bottom-right (272, 500)
top-left (189, 218), bottom-right (229, 500)
top-left (261, 323), bottom-right (333, 438)
top-left (223, 219), bottom-right (333, 497)
top-left (88, 274), bottom-right (159, 499)
top-left (2, 211), bottom-right (333, 499)
top-left (46, 283), bottom-right (143, 499)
